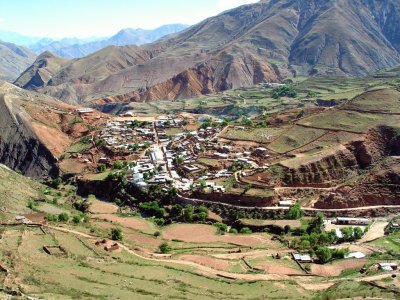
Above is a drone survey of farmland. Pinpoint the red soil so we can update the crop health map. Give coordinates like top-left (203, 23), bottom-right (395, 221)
top-left (162, 224), bottom-right (266, 247)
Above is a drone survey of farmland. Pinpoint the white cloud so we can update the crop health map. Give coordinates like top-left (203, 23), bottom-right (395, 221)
top-left (0, 17), bottom-right (5, 24)
top-left (217, 0), bottom-right (259, 10)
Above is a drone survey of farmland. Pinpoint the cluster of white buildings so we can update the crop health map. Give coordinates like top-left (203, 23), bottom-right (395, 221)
top-left (98, 121), bottom-right (155, 152)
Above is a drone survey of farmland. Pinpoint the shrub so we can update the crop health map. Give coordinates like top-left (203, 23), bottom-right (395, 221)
top-left (354, 227), bottom-right (364, 240)
top-left (240, 227), bottom-right (252, 234)
top-left (286, 204), bottom-right (304, 220)
top-left (153, 231), bottom-right (161, 238)
top-left (214, 222), bottom-right (228, 233)
top-left (58, 213), bottom-right (69, 222)
top-left (113, 160), bottom-right (124, 170)
top-left (45, 214), bottom-right (58, 222)
top-left (27, 200), bottom-right (37, 210)
top-left (153, 218), bottom-right (165, 227)
top-left (72, 215), bottom-right (82, 224)
top-left (229, 228), bottom-right (238, 234)
top-left (51, 177), bottom-right (63, 189)
top-left (315, 247), bottom-right (332, 263)
top-left (159, 242), bottom-right (172, 254)
top-left (97, 164), bottom-right (106, 173)
top-left (111, 228), bottom-right (123, 241)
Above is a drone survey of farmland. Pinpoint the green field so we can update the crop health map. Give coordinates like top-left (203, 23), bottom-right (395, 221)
top-left (221, 127), bottom-right (286, 143)
top-left (268, 126), bottom-right (327, 153)
top-left (298, 110), bottom-right (393, 133)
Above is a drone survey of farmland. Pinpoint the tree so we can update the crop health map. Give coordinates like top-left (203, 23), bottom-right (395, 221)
top-left (333, 248), bottom-right (350, 259)
top-left (111, 228), bottom-right (123, 241)
top-left (242, 184), bottom-right (252, 195)
top-left (198, 206), bottom-right (208, 214)
top-left (113, 160), bottom-right (124, 170)
top-left (183, 205), bottom-right (194, 222)
top-left (73, 199), bottom-right (91, 213)
top-left (214, 222), bottom-right (228, 233)
top-left (58, 213), bottom-right (69, 223)
top-left (240, 227), bottom-right (252, 234)
top-left (353, 227), bottom-right (364, 240)
top-left (315, 247), bottom-right (332, 264)
top-left (72, 215), bottom-right (82, 224)
top-left (153, 218), bottom-right (165, 227)
top-left (286, 203), bottom-right (304, 220)
top-left (299, 239), bottom-right (311, 250)
top-left (340, 227), bottom-right (354, 241)
top-left (170, 204), bottom-right (183, 218)
top-left (307, 213), bottom-right (325, 234)
top-left (97, 164), bottom-right (106, 173)
top-left (159, 242), bottom-right (172, 254)
top-left (51, 177), bottom-right (63, 189)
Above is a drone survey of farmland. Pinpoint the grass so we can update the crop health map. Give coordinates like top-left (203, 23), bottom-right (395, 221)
top-left (165, 128), bottom-right (185, 136)
top-left (268, 126), bottom-right (327, 153)
top-left (221, 127), bottom-right (285, 143)
top-left (316, 281), bottom-right (397, 300)
top-left (198, 158), bottom-right (221, 167)
top-left (298, 110), bottom-right (393, 133)
top-left (2, 227), bottom-right (315, 300)
top-left (67, 141), bottom-right (92, 153)
top-left (0, 165), bottom-right (43, 220)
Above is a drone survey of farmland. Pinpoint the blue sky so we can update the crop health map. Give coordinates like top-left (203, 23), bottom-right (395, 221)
top-left (0, 0), bottom-right (258, 38)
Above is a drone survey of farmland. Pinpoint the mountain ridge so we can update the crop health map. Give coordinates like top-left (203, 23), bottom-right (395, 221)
top-left (14, 0), bottom-right (400, 104)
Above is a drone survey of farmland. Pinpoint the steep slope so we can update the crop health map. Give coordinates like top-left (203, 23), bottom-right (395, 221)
top-left (0, 164), bottom-right (44, 220)
top-left (16, 45), bottom-right (152, 103)
top-left (0, 81), bottom-right (91, 178)
top-left (14, 0), bottom-right (400, 104)
top-left (0, 41), bottom-right (36, 82)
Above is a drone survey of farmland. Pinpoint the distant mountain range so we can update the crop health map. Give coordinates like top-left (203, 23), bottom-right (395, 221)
top-left (0, 41), bottom-right (36, 81)
top-left (0, 24), bottom-right (188, 59)
top-left (14, 0), bottom-right (400, 104)
top-left (0, 24), bottom-right (187, 81)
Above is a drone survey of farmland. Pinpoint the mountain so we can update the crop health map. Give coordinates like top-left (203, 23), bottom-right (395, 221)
top-left (0, 30), bottom-right (44, 46)
top-left (0, 41), bottom-right (36, 82)
top-left (15, 0), bottom-right (400, 104)
top-left (29, 24), bottom-right (188, 58)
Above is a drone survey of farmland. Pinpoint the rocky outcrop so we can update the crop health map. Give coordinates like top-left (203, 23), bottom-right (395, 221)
top-left (280, 126), bottom-right (400, 188)
top-left (311, 127), bottom-right (400, 209)
top-left (0, 95), bottom-right (58, 178)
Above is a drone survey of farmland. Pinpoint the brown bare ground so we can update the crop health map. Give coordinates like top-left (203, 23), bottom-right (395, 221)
top-left (89, 200), bottom-right (119, 214)
top-left (93, 214), bottom-right (149, 231)
top-left (59, 159), bottom-right (87, 174)
top-left (32, 122), bottom-right (71, 157)
top-left (24, 213), bottom-right (45, 223)
top-left (255, 261), bottom-right (304, 275)
top-left (311, 259), bottom-right (366, 277)
top-left (162, 224), bottom-right (266, 246)
top-left (124, 233), bottom-right (162, 247)
top-left (179, 255), bottom-right (231, 271)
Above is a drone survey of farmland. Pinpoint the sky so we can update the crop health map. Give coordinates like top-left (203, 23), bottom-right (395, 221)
top-left (0, 0), bottom-right (259, 38)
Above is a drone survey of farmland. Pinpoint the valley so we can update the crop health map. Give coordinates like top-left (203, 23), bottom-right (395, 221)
top-left (1, 0), bottom-right (400, 298)
top-left (1, 69), bottom-right (400, 298)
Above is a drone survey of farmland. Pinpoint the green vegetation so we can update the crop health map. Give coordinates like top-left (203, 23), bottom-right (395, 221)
top-left (159, 242), bottom-right (172, 254)
top-left (111, 228), bottom-right (123, 241)
top-left (271, 85), bottom-right (297, 99)
top-left (286, 204), bottom-right (304, 220)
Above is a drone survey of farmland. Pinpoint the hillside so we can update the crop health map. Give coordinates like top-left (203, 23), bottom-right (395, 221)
top-left (0, 164), bottom-right (44, 220)
top-left (14, 0), bottom-right (400, 104)
top-left (0, 41), bottom-right (36, 82)
top-left (0, 81), bottom-right (102, 178)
